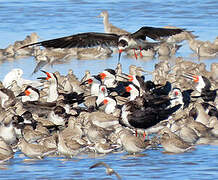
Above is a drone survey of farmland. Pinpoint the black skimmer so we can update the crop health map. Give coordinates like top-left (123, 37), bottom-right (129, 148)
top-left (37, 70), bottom-right (59, 102)
top-left (20, 26), bottom-right (185, 62)
top-left (81, 74), bottom-right (102, 96)
top-left (99, 68), bottom-right (117, 88)
top-left (59, 91), bottom-right (86, 106)
top-left (125, 84), bottom-right (140, 101)
top-left (182, 73), bottom-right (217, 102)
top-left (95, 85), bottom-right (109, 107)
top-left (17, 86), bottom-right (40, 102)
top-left (168, 87), bottom-right (193, 109)
top-left (98, 96), bottom-right (117, 115)
top-left (120, 94), bottom-right (181, 130)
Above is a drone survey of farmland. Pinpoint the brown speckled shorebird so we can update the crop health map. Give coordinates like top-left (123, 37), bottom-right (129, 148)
top-left (159, 127), bottom-right (194, 153)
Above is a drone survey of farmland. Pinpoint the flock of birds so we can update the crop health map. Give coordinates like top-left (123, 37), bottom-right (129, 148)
top-left (1, 11), bottom-right (218, 71)
top-left (0, 10), bottom-right (218, 179)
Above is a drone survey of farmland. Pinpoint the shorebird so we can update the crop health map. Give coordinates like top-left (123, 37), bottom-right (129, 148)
top-left (210, 63), bottom-right (218, 82)
top-left (57, 131), bottom-right (83, 157)
top-left (189, 103), bottom-right (210, 126)
top-left (84, 122), bottom-right (110, 144)
top-left (156, 43), bottom-right (182, 57)
top-left (88, 111), bottom-right (119, 129)
top-left (90, 161), bottom-right (121, 180)
top-left (17, 138), bottom-right (56, 159)
top-left (184, 33), bottom-right (216, 57)
top-left (48, 106), bottom-right (70, 126)
top-left (0, 87), bottom-right (16, 109)
top-left (98, 10), bottom-right (129, 35)
top-left (94, 138), bottom-right (116, 154)
top-left (159, 127), bottom-right (194, 153)
top-left (163, 26), bottom-right (197, 43)
top-left (0, 120), bottom-right (17, 145)
top-left (118, 128), bottom-right (150, 154)
top-left (0, 137), bottom-right (14, 157)
top-left (38, 134), bottom-right (57, 149)
top-left (60, 116), bottom-right (83, 140)
top-left (21, 26), bottom-right (185, 62)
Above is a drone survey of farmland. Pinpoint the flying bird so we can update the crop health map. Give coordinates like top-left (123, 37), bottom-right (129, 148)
top-left (21, 26), bottom-right (185, 62)
top-left (89, 161), bottom-right (121, 180)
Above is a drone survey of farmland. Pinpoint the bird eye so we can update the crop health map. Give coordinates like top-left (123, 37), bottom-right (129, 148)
top-left (174, 91), bottom-right (179, 96)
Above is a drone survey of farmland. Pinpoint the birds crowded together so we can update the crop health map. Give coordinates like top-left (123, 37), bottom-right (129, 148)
top-left (0, 10), bottom-right (218, 179)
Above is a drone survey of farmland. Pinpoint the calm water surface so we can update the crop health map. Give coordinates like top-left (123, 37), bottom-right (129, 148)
top-left (0, 0), bottom-right (218, 179)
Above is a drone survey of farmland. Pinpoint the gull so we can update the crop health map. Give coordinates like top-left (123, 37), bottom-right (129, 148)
top-left (3, 68), bottom-right (42, 89)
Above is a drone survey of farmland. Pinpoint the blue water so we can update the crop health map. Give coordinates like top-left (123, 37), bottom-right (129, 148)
top-left (0, 0), bottom-right (218, 179)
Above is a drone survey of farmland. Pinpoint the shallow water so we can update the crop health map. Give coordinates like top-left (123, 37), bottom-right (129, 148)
top-left (0, 0), bottom-right (218, 179)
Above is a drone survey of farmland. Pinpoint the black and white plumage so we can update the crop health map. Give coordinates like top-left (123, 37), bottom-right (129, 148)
top-left (120, 95), bottom-right (181, 130)
top-left (169, 88), bottom-right (193, 109)
top-left (17, 85), bottom-right (40, 102)
top-left (183, 73), bottom-right (217, 102)
top-left (21, 26), bottom-right (184, 52)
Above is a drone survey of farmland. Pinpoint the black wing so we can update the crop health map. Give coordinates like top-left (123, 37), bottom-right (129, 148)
top-left (21, 32), bottom-right (119, 49)
top-left (131, 26), bottom-right (185, 41)
top-left (128, 104), bottom-right (181, 129)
